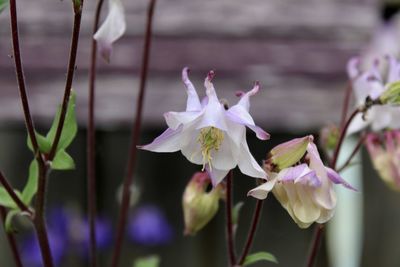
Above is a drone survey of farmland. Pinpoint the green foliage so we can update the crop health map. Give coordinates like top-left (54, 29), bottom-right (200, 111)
top-left (5, 209), bottom-right (19, 233)
top-left (232, 201), bottom-right (244, 226)
top-left (133, 255), bottom-right (160, 267)
top-left (0, 187), bottom-right (22, 209)
top-left (243, 252), bottom-right (278, 266)
top-left (52, 149), bottom-right (75, 170)
top-left (0, 0), bottom-right (8, 13)
top-left (21, 160), bottom-right (38, 205)
top-left (27, 132), bottom-right (52, 153)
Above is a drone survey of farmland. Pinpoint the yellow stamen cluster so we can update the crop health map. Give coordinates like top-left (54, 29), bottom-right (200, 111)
top-left (197, 127), bottom-right (224, 170)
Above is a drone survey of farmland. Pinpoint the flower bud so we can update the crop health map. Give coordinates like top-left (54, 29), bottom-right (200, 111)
top-left (182, 172), bottom-right (225, 235)
top-left (379, 81), bottom-right (400, 105)
top-left (269, 135), bottom-right (313, 171)
top-left (319, 124), bottom-right (339, 153)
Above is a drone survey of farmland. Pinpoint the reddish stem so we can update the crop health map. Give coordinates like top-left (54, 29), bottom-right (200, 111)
top-left (336, 133), bottom-right (366, 173)
top-left (110, 0), bottom-right (157, 266)
top-left (306, 224), bottom-right (324, 267)
top-left (225, 171), bottom-right (237, 266)
top-left (340, 82), bottom-right (352, 130)
top-left (87, 0), bottom-right (105, 266)
top-left (0, 207), bottom-right (24, 267)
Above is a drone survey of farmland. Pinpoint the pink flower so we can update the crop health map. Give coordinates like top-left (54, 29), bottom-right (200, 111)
top-left (139, 68), bottom-right (269, 186)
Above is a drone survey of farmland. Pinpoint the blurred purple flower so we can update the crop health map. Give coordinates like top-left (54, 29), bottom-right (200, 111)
top-left (128, 205), bottom-right (173, 246)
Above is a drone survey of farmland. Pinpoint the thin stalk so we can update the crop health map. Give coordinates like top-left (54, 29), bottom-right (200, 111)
top-left (110, 0), bottom-right (157, 266)
top-left (0, 171), bottom-right (33, 217)
top-left (0, 207), bottom-right (24, 267)
top-left (336, 133), bottom-right (366, 173)
top-left (238, 200), bottom-right (264, 265)
top-left (9, 0), bottom-right (43, 166)
top-left (306, 224), bottom-right (324, 267)
top-left (225, 171), bottom-right (237, 266)
top-left (48, 0), bottom-right (84, 160)
top-left (340, 82), bottom-right (352, 130)
top-left (87, 0), bottom-right (105, 266)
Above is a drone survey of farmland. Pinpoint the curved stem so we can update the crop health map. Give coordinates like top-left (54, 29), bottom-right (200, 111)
top-left (336, 133), bottom-right (366, 173)
top-left (0, 207), bottom-right (24, 267)
top-left (87, 0), bottom-right (105, 266)
top-left (238, 199), bottom-right (263, 265)
top-left (340, 82), bottom-right (352, 130)
top-left (48, 1), bottom-right (84, 160)
top-left (0, 171), bottom-right (33, 217)
top-left (225, 171), bottom-right (237, 266)
top-left (306, 224), bottom-right (324, 267)
top-left (110, 0), bottom-right (157, 266)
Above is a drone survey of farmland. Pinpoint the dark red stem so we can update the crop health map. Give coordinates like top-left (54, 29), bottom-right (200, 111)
top-left (306, 224), bottom-right (324, 267)
top-left (110, 0), bottom-right (156, 266)
top-left (225, 171), bottom-right (237, 266)
top-left (0, 207), bottom-right (24, 267)
top-left (238, 199), bottom-right (264, 265)
top-left (340, 82), bottom-right (352, 130)
top-left (48, 0), bottom-right (84, 160)
top-left (87, 0), bottom-right (105, 266)
top-left (0, 171), bottom-right (33, 217)
top-left (336, 133), bottom-right (366, 173)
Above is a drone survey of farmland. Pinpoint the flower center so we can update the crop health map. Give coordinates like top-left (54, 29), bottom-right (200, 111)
top-left (197, 127), bottom-right (224, 171)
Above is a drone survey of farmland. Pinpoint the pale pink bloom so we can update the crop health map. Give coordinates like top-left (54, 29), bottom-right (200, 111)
top-left (347, 56), bottom-right (400, 134)
top-left (94, 0), bottom-right (126, 62)
top-left (139, 68), bottom-right (269, 186)
top-left (248, 136), bottom-right (355, 228)
top-left (365, 130), bottom-right (400, 191)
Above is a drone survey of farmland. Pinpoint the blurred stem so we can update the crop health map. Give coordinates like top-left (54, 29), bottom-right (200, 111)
top-left (0, 207), bottom-right (24, 267)
top-left (48, 0), bottom-right (84, 160)
top-left (336, 133), bottom-right (366, 173)
top-left (87, 0), bottom-right (105, 266)
top-left (110, 0), bottom-right (157, 266)
top-left (306, 224), bottom-right (324, 267)
top-left (0, 171), bottom-right (33, 217)
top-left (238, 199), bottom-right (264, 265)
top-left (225, 171), bottom-right (237, 266)
top-left (340, 82), bottom-right (352, 130)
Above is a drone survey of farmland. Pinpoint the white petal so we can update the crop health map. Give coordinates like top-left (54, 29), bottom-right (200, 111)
top-left (247, 175), bottom-right (278, 200)
top-left (182, 67), bottom-right (202, 111)
top-left (195, 100), bottom-right (228, 131)
top-left (370, 105), bottom-right (393, 131)
top-left (180, 129), bottom-right (204, 165)
top-left (237, 139), bottom-right (266, 179)
top-left (94, 0), bottom-right (126, 62)
top-left (293, 186), bottom-right (321, 224)
top-left (139, 125), bottom-right (184, 152)
top-left (346, 112), bottom-right (370, 136)
top-left (209, 137), bottom-right (238, 171)
top-left (164, 111), bottom-right (202, 130)
top-left (205, 166), bottom-right (229, 186)
top-left (347, 57), bottom-right (360, 79)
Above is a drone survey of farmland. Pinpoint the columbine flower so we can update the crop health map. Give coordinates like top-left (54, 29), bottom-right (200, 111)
top-left (347, 56), bottom-right (400, 134)
top-left (139, 68), bottom-right (269, 186)
top-left (365, 130), bottom-right (400, 191)
top-left (93, 0), bottom-right (126, 62)
top-left (182, 172), bottom-right (225, 235)
top-left (248, 136), bottom-right (355, 228)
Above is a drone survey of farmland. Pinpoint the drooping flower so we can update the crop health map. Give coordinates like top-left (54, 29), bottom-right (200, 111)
top-left (248, 136), bottom-right (355, 228)
top-left (365, 130), bottom-right (400, 191)
top-left (93, 0), bottom-right (126, 62)
top-left (182, 172), bottom-right (225, 235)
top-left (347, 56), bottom-right (400, 134)
top-left (139, 68), bottom-right (269, 186)
top-left (128, 205), bottom-right (173, 246)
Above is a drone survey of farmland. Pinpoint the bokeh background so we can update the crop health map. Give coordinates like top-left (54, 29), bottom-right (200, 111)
top-left (1, 0), bottom-right (400, 266)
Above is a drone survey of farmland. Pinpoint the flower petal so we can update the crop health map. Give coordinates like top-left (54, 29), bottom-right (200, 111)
top-left (237, 139), bottom-right (267, 179)
top-left (182, 67), bottom-right (202, 111)
top-left (205, 165), bottom-right (229, 187)
top-left (94, 0), bottom-right (126, 62)
top-left (138, 125), bottom-right (184, 152)
top-left (325, 167), bottom-right (357, 191)
top-left (347, 57), bottom-right (360, 79)
top-left (164, 111), bottom-right (202, 130)
top-left (346, 112), bottom-right (370, 135)
top-left (247, 174), bottom-right (278, 199)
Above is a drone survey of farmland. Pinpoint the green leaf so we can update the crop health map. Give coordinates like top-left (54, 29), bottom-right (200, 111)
top-left (0, 187), bottom-right (22, 209)
top-left (22, 160), bottom-right (38, 205)
top-left (133, 255), bottom-right (160, 267)
top-left (243, 252), bottom-right (278, 266)
top-left (51, 149), bottom-right (75, 170)
top-left (232, 201), bottom-right (244, 226)
top-left (27, 132), bottom-right (52, 153)
top-left (46, 90), bottom-right (77, 152)
top-left (5, 209), bottom-right (19, 233)
top-left (0, 0), bottom-right (8, 13)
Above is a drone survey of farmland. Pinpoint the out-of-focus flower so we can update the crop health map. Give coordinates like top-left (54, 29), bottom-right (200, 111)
top-left (319, 124), bottom-right (340, 155)
top-left (93, 0), bottom-right (126, 62)
top-left (128, 205), bottom-right (173, 246)
top-left (248, 136), bottom-right (355, 228)
top-left (346, 56), bottom-right (400, 134)
top-left (140, 68), bottom-right (269, 186)
top-left (182, 172), bottom-right (225, 235)
top-left (365, 130), bottom-right (400, 190)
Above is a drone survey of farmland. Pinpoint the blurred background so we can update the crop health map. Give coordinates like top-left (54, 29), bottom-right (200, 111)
top-left (1, 0), bottom-right (400, 266)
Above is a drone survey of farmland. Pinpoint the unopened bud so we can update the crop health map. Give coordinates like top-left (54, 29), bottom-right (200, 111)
top-left (319, 124), bottom-right (339, 152)
top-left (269, 135), bottom-right (313, 171)
top-left (182, 172), bottom-right (225, 235)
